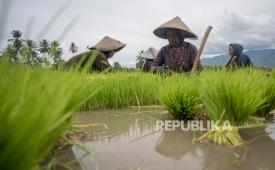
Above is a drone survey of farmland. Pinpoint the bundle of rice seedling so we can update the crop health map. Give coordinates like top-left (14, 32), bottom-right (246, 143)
top-left (199, 69), bottom-right (267, 146)
top-left (158, 74), bottom-right (201, 119)
top-left (200, 69), bottom-right (266, 124)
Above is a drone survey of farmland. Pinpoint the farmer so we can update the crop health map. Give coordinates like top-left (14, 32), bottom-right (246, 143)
top-left (141, 47), bottom-right (158, 72)
top-left (151, 16), bottom-right (200, 73)
top-left (65, 36), bottom-right (126, 72)
top-left (226, 43), bottom-right (253, 68)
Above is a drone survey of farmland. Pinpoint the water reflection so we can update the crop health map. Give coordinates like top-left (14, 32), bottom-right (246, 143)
top-left (201, 127), bottom-right (275, 170)
top-left (266, 123), bottom-right (275, 141)
top-left (54, 107), bottom-right (275, 170)
top-left (155, 129), bottom-right (199, 160)
top-left (73, 107), bottom-right (165, 142)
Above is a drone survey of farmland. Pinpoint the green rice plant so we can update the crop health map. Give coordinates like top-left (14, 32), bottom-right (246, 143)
top-left (158, 74), bottom-right (201, 119)
top-left (199, 69), bottom-right (266, 124)
top-left (198, 110), bottom-right (244, 146)
top-left (88, 73), bottom-right (133, 109)
top-left (199, 124), bottom-right (244, 146)
top-left (82, 72), bottom-right (161, 110)
top-left (272, 69), bottom-right (275, 78)
top-left (129, 72), bottom-right (161, 106)
top-left (0, 61), bottom-right (96, 170)
top-left (256, 71), bottom-right (275, 116)
top-left (198, 69), bottom-right (268, 146)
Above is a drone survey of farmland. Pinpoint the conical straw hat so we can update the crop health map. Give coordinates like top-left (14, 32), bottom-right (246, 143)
top-left (153, 16), bottom-right (197, 39)
top-left (89, 36), bottom-right (126, 52)
top-left (141, 47), bottom-right (158, 59)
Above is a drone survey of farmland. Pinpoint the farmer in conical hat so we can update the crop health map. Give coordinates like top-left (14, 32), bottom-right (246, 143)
top-left (226, 43), bottom-right (253, 68)
top-left (152, 16), bottom-right (200, 73)
top-left (141, 47), bottom-right (158, 72)
top-left (65, 36), bottom-right (126, 71)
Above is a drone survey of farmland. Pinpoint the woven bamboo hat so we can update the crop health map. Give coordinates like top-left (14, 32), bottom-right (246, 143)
top-left (153, 16), bottom-right (197, 39)
top-left (88, 36), bottom-right (126, 52)
top-left (141, 47), bottom-right (158, 59)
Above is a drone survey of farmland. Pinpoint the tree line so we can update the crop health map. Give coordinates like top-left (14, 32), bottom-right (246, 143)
top-left (0, 30), bottom-right (78, 68)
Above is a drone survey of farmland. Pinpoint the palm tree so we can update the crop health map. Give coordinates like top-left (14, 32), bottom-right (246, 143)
top-left (113, 62), bottom-right (122, 69)
top-left (69, 42), bottom-right (78, 57)
top-left (1, 44), bottom-right (17, 62)
top-left (8, 30), bottom-right (23, 61)
top-left (39, 39), bottom-right (50, 54)
top-left (20, 39), bottom-right (39, 66)
top-left (49, 40), bottom-right (63, 66)
top-left (39, 39), bottom-right (51, 66)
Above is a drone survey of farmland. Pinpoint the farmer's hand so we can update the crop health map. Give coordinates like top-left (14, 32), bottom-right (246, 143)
top-left (152, 66), bottom-right (165, 74)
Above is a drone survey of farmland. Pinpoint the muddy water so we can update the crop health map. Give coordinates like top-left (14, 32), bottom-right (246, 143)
top-left (55, 107), bottom-right (275, 170)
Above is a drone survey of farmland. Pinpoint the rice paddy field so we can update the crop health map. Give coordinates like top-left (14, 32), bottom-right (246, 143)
top-left (1, 61), bottom-right (275, 170)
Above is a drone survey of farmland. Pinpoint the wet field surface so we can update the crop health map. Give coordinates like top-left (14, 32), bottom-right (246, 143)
top-left (54, 107), bottom-right (275, 170)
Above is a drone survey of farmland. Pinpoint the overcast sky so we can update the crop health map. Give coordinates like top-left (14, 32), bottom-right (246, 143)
top-left (1, 0), bottom-right (275, 66)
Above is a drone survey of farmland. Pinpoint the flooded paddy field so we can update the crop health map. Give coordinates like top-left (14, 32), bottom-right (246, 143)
top-left (54, 107), bottom-right (275, 170)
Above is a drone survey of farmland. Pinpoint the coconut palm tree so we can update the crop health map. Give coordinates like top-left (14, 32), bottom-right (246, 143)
top-left (20, 39), bottom-right (39, 66)
top-left (113, 62), bottom-right (122, 69)
top-left (8, 30), bottom-right (23, 61)
top-left (1, 44), bottom-right (17, 62)
top-left (39, 39), bottom-right (51, 66)
top-left (49, 40), bottom-right (63, 67)
top-left (69, 42), bottom-right (78, 57)
top-left (39, 39), bottom-right (50, 54)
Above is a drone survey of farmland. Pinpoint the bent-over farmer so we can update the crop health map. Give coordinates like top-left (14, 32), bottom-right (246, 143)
top-left (65, 36), bottom-right (126, 72)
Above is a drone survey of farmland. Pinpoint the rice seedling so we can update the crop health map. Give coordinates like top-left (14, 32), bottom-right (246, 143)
top-left (199, 124), bottom-right (244, 146)
top-left (158, 74), bottom-right (201, 119)
top-left (81, 72), bottom-right (161, 110)
top-left (198, 110), bottom-right (244, 146)
top-left (0, 61), bottom-right (97, 170)
top-left (256, 71), bottom-right (275, 117)
top-left (199, 69), bottom-right (266, 124)
top-left (198, 69), bottom-right (268, 146)
top-left (272, 69), bottom-right (275, 78)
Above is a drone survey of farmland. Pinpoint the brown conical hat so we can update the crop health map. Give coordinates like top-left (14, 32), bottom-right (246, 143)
top-left (153, 16), bottom-right (198, 39)
top-left (89, 36), bottom-right (126, 52)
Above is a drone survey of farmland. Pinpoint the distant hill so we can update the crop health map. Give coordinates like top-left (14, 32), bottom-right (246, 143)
top-left (202, 49), bottom-right (275, 68)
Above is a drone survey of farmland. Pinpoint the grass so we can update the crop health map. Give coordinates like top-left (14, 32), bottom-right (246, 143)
top-left (0, 61), bottom-right (96, 170)
top-left (80, 68), bottom-right (274, 122)
top-left (198, 68), bottom-right (273, 146)
top-left (81, 72), bottom-right (161, 110)
top-left (158, 74), bottom-right (201, 119)
top-left (199, 69), bottom-right (267, 124)
top-left (256, 71), bottom-right (275, 116)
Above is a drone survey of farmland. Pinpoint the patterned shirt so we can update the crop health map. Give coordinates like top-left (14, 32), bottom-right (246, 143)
top-left (142, 59), bottom-right (154, 72)
top-left (152, 42), bottom-right (200, 72)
